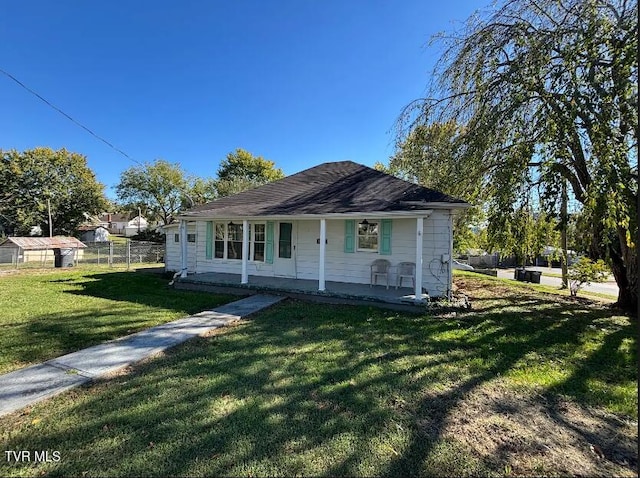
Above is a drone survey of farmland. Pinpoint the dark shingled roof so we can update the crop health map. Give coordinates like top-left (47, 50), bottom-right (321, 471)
top-left (183, 161), bottom-right (468, 218)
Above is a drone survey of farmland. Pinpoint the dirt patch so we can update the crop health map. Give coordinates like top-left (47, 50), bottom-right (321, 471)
top-left (454, 276), bottom-right (519, 300)
top-left (439, 380), bottom-right (638, 476)
top-left (453, 275), bottom-right (608, 310)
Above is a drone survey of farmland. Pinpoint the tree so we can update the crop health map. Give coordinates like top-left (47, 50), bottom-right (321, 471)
top-left (188, 177), bottom-right (218, 205)
top-left (387, 122), bottom-right (486, 203)
top-left (215, 149), bottom-right (285, 197)
top-left (488, 206), bottom-right (559, 266)
top-left (116, 160), bottom-right (190, 226)
top-left (381, 122), bottom-right (488, 255)
top-left (398, 0), bottom-right (637, 312)
top-left (0, 148), bottom-right (106, 236)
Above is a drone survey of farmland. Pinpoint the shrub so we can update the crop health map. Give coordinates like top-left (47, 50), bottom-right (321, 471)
top-left (130, 229), bottom-right (165, 243)
top-left (567, 257), bottom-right (609, 297)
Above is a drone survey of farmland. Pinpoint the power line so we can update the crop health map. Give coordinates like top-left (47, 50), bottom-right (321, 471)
top-left (0, 67), bottom-right (142, 166)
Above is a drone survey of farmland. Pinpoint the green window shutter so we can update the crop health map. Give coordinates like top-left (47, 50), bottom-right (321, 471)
top-left (205, 221), bottom-right (213, 259)
top-left (380, 219), bottom-right (392, 255)
top-left (344, 220), bottom-right (355, 253)
top-left (265, 221), bottom-right (274, 264)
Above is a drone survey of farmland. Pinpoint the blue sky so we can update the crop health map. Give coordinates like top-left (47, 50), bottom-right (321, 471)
top-left (1, 1), bottom-right (486, 198)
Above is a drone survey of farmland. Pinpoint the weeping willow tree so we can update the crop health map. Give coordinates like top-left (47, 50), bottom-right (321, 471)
top-left (380, 121), bottom-right (488, 254)
top-left (397, 0), bottom-right (637, 312)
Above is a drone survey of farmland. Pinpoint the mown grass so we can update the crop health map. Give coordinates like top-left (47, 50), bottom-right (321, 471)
top-left (0, 271), bottom-right (635, 477)
top-left (0, 267), bottom-right (235, 374)
top-left (453, 273), bottom-right (635, 413)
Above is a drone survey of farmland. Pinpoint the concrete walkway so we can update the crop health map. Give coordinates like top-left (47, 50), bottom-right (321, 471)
top-left (0, 294), bottom-right (284, 417)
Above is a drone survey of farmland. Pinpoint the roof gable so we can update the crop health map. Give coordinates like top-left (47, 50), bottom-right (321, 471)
top-left (183, 161), bottom-right (468, 219)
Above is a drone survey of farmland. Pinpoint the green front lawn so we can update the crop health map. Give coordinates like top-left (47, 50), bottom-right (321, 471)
top-left (0, 268), bottom-right (234, 374)
top-left (0, 272), bottom-right (636, 477)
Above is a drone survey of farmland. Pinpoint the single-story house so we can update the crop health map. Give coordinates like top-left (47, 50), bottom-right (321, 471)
top-left (77, 225), bottom-right (110, 243)
top-left (167, 161), bottom-right (469, 302)
top-left (98, 213), bottom-right (148, 236)
top-left (0, 236), bottom-right (86, 265)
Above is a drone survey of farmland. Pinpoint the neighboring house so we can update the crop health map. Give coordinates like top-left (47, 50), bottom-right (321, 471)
top-left (123, 216), bottom-right (148, 237)
top-left (77, 225), bottom-right (110, 243)
top-left (168, 161), bottom-right (469, 300)
top-left (535, 245), bottom-right (577, 267)
top-left (98, 213), bottom-right (148, 236)
top-left (95, 213), bottom-right (111, 229)
top-left (0, 236), bottom-right (86, 265)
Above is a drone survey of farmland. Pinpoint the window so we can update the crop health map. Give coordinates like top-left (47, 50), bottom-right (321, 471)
top-left (187, 234), bottom-right (196, 243)
top-left (210, 222), bottom-right (266, 261)
top-left (253, 224), bottom-right (265, 261)
top-left (174, 233), bottom-right (180, 242)
top-left (227, 223), bottom-right (243, 260)
top-left (214, 223), bottom-right (225, 259)
top-left (357, 221), bottom-right (378, 251)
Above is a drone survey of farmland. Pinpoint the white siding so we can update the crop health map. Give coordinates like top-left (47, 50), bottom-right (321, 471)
top-left (179, 212), bottom-right (454, 297)
top-left (421, 210), bottom-right (453, 298)
top-left (296, 214), bottom-right (452, 297)
top-left (164, 224), bottom-right (196, 272)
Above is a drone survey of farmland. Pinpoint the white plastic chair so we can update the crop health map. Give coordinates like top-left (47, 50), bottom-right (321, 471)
top-left (396, 262), bottom-right (416, 289)
top-left (370, 259), bottom-right (391, 289)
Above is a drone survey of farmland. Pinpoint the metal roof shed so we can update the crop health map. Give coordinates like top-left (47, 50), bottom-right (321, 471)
top-left (0, 237), bottom-right (87, 267)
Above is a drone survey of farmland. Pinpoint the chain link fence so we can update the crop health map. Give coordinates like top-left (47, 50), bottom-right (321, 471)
top-left (0, 240), bottom-right (165, 270)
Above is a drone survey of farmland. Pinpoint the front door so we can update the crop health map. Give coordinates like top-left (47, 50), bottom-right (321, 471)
top-left (274, 221), bottom-right (296, 277)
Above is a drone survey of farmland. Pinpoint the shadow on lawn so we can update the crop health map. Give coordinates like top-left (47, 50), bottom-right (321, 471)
top-left (1, 289), bottom-right (636, 477)
top-left (12, 305), bottom-right (155, 366)
top-left (3, 272), bottom-right (234, 370)
top-left (60, 271), bottom-right (234, 314)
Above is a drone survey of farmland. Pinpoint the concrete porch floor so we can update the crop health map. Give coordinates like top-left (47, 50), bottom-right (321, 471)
top-left (176, 272), bottom-right (429, 306)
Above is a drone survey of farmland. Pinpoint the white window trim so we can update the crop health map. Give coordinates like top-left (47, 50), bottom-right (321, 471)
top-left (214, 223), bottom-right (226, 260)
top-left (211, 221), bottom-right (266, 262)
top-left (250, 223), bottom-right (266, 262)
top-left (356, 221), bottom-right (379, 252)
top-left (226, 222), bottom-right (243, 260)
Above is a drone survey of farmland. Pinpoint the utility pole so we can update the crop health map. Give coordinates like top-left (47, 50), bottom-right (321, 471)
top-left (47, 197), bottom-right (53, 238)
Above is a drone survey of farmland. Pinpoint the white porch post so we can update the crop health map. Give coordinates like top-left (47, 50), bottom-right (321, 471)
top-left (241, 219), bottom-right (249, 284)
top-left (179, 219), bottom-right (188, 278)
top-left (414, 217), bottom-right (424, 303)
top-left (318, 218), bottom-right (326, 291)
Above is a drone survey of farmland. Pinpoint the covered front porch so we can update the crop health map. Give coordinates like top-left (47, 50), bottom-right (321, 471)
top-left (176, 272), bottom-right (429, 306)
top-left (177, 215), bottom-right (434, 304)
